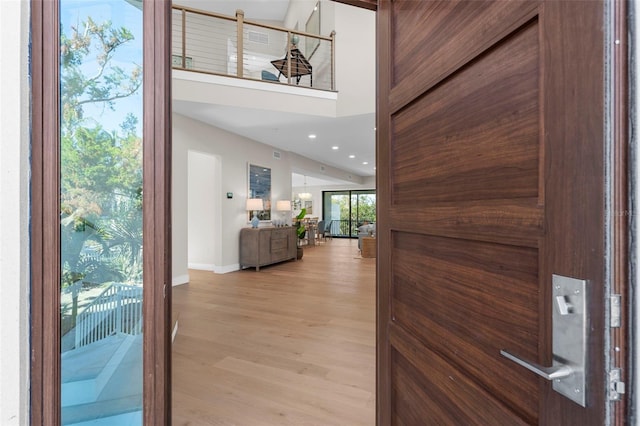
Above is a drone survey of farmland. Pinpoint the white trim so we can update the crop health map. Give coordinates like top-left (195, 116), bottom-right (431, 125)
top-left (188, 262), bottom-right (215, 271)
top-left (173, 69), bottom-right (338, 100)
top-left (0, 1), bottom-right (30, 423)
top-left (172, 274), bottom-right (190, 286)
top-left (213, 264), bottom-right (241, 274)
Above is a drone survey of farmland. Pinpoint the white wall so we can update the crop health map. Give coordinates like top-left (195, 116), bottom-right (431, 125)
top-left (173, 113), bottom-right (294, 279)
top-left (0, 1), bottom-right (30, 424)
top-left (187, 151), bottom-right (222, 271)
top-left (283, 0), bottom-right (375, 117)
top-left (333, 3), bottom-right (375, 116)
top-left (284, 0), bottom-right (318, 32)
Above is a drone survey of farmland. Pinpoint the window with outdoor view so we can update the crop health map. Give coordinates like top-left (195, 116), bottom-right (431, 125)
top-left (323, 190), bottom-right (376, 237)
top-left (59, 1), bottom-right (143, 424)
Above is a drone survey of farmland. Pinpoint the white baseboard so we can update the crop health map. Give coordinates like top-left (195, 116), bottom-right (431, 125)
top-left (214, 264), bottom-right (240, 274)
top-left (188, 262), bottom-right (215, 271)
top-left (172, 274), bottom-right (190, 286)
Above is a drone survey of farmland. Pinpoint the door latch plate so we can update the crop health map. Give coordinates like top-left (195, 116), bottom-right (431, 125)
top-left (552, 274), bottom-right (587, 407)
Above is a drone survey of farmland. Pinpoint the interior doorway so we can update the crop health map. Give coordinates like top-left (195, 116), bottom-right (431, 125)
top-left (187, 151), bottom-right (222, 272)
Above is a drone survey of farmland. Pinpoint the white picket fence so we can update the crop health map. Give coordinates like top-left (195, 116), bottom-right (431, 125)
top-left (75, 283), bottom-right (143, 349)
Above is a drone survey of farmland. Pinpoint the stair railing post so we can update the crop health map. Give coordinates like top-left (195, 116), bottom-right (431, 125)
top-left (181, 8), bottom-right (186, 68)
top-left (330, 30), bottom-right (336, 91)
top-left (236, 9), bottom-right (244, 78)
top-left (287, 31), bottom-right (292, 85)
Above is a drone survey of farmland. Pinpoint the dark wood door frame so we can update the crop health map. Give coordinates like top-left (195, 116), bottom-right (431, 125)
top-left (29, 0), bottom-right (172, 424)
top-left (611, 0), bottom-right (629, 424)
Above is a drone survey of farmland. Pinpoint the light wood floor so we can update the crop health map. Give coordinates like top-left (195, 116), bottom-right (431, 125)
top-left (172, 238), bottom-right (376, 426)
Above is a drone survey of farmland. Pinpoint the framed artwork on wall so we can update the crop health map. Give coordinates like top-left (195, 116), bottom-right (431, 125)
top-left (248, 163), bottom-right (271, 221)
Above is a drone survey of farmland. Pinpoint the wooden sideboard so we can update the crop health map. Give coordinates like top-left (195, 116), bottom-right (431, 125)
top-left (239, 227), bottom-right (297, 271)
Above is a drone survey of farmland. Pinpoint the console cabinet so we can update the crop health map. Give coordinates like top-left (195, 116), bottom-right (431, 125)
top-left (239, 227), bottom-right (296, 271)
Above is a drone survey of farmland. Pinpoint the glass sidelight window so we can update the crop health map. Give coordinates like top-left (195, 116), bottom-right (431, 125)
top-left (59, 1), bottom-right (143, 423)
top-left (323, 190), bottom-right (376, 237)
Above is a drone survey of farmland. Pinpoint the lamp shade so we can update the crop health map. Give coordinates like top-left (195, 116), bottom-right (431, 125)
top-left (298, 192), bottom-right (312, 200)
top-left (276, 200), bottom-right (291, 211)
top-left (246, 198), bottom-right (263, 211)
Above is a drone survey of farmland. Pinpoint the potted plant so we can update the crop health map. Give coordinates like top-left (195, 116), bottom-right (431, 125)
top-left (295, 208), bottom-right (307, 259)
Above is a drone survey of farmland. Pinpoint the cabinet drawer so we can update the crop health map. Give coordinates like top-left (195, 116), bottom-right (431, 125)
top-left (272, 230), bottom-right (288, 240)
top-left (271, 249), bottom-right (288, 261)
top-left (271, 237), bottom-right (288, 251)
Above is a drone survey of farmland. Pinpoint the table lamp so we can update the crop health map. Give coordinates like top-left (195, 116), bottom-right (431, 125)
top-left (246, 198), bottom-right (264, 228)
top-left (276, 200), bottom-right (292, 226)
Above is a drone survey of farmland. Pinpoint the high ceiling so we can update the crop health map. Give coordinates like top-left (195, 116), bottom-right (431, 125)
top-left (172, 0), bottom-right (376, 180)
top-left (175, 0), bottom-right (291, 21)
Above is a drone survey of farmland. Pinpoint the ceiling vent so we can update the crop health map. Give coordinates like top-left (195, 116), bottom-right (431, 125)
top-left (273, 151), bottom-right (281, 160)
top-left (248, 30), bottom-right (269, 45)
top-left (320, 165), bottom-right (326, 172)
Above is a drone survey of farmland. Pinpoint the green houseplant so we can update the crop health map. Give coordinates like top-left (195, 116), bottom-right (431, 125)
top-left (295, 208), bottom-right (307, 259)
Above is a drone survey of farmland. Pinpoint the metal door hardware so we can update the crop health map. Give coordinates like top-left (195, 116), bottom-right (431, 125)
top-left (609, 368), bottom-right (625, 401)
top-left (611, 294), bottom-right (621, 328)
top-left (501, 274), bottom-right (587, 407)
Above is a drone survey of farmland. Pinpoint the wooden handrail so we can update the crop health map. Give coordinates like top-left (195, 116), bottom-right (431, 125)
top-left (173, 3), bottom-right (335, 90)
top-left (172, 4), bottom-right (334, 41)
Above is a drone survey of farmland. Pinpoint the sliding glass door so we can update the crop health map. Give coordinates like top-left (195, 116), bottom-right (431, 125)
top-left (323, 190), bottom-right (376, 237)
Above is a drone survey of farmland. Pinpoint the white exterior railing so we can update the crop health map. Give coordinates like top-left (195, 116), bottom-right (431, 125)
top-left (74, 283), bottom-right (143, 349)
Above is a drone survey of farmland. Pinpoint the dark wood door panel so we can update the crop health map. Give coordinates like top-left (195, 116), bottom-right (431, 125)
top-left (391, 19), bottom-right (539, 206)
top-left (390, 326), bottom-right (532, 425)
top-left (540, 1), bottom-right (605, 423)
top-left (379, 0), bottom-right (610, 423)
top-left (390, 232), bottom-right (540, 421)
top-left (390, 0), bottom-right (539, 112)
top-left (389, 199), bottom-right (543, 248)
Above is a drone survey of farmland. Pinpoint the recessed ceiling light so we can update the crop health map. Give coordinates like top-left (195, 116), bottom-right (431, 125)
top-left (362, 161), bottom-right (369, 165)
top-left (349, 155), bottom-right (355, 159)
top-left (332, 146), bottom-right (339, 150)
top-left (308, 134), bottom-right (317, 139)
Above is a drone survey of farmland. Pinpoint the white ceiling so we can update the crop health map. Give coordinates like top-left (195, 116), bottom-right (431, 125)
top-left (172, 0), bottom-right (377, 180)
top-left (173, 100), bottom-right (376, 177)
top-left (175, 0), bottom-right (291, 21)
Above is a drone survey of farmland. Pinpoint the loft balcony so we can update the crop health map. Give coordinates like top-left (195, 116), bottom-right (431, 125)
top-left (172, 5), bottom-right (336, 92)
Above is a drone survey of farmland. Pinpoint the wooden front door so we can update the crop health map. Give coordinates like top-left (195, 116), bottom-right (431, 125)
top-left (377, 1), bottom-right (621, 424)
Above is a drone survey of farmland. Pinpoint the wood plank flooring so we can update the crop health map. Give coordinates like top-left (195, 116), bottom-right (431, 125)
top-left (172, 238), bottom-right (376, 425)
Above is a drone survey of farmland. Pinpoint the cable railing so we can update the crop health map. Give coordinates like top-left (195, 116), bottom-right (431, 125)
top-left (328, 219), bottom-right (357, 238)
top-left (172, 5), bottom-right (336, 91)
top-left (74, 283), bottom-right (143, 349)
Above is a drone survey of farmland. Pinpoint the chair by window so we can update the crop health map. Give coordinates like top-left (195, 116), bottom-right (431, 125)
top-left (316, 220), bottom-right (326, 242)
